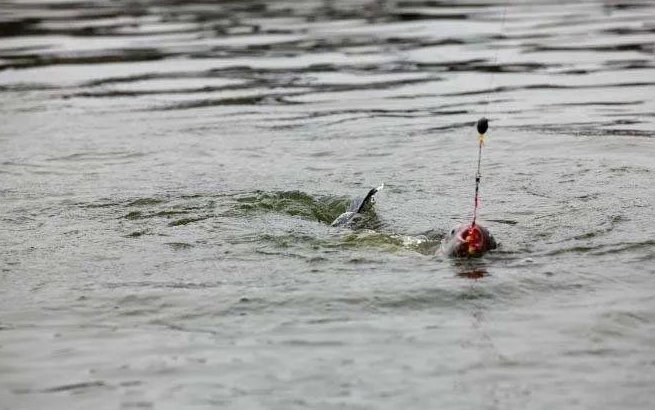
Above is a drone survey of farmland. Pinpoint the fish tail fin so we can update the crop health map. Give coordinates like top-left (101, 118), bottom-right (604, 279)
top-left (355, 183), bottom-right (384, 213)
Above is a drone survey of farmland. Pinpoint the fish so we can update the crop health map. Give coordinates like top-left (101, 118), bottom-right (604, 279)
top-left (330, 118), bottom-right (497, 256)
top-left (331, 184), bottom-right (384, 227)
top-left (329, 183), bottom-right (497, 258)
top-left (440, 223), bottom-right (497, 258)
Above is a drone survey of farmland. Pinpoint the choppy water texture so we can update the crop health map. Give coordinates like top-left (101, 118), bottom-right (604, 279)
top-left (1, 0), bottom-right (655, 409)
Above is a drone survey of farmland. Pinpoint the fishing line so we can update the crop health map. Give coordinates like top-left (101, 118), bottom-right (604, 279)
top-left (484, 1), bottom-right (509, 115)
top-left (471, 1), bottom-right (509, 227)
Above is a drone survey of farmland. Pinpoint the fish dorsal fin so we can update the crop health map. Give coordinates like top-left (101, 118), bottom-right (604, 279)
top-left (348, 183), bottom-right (383, 213)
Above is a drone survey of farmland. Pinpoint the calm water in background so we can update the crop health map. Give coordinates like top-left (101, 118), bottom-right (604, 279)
top-left (1, 0), bottom-right (654, 409)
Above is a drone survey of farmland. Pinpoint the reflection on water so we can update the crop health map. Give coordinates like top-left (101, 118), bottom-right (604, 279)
top-left (1, 1), bottom-right (655, 409)
top-left (456, 267), bottom-right (489, 280)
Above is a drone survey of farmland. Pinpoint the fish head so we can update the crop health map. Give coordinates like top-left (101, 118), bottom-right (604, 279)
top-left (441, 223), bottom-right (497, 258)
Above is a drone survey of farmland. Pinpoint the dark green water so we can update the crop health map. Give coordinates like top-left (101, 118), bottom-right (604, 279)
top-left (1, 1), bottom-right (654, 409)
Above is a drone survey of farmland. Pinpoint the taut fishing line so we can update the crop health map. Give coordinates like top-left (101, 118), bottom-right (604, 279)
top-left (484, 1), bottom-right (509, 115)
top-left (470, 1), bottom-right (509, 227)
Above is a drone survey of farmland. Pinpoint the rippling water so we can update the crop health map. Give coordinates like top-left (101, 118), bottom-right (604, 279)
top-left (1, 0), bottom-right (655, 408)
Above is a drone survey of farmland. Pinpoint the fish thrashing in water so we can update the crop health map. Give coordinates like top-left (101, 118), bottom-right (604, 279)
top-left (331, 118), bottom-right (498, 258)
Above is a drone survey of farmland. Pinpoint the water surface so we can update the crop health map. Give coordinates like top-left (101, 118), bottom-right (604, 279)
top-left (1, 1), bottom-right (654, 409)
